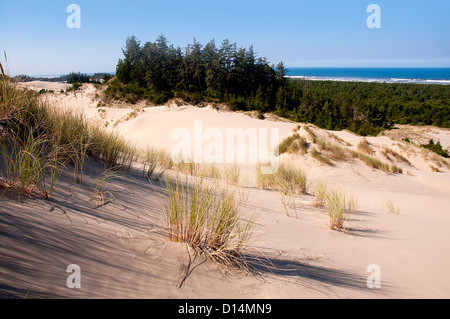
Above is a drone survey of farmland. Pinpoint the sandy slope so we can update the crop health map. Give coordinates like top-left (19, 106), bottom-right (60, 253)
top-left (17, 80), bottom-right (72, 92)
top-left (1, 82), bottom-right (450, 298)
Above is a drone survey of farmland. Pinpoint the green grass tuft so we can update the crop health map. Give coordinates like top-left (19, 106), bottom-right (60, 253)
top-left (357, 138), bottom-right (373, 155)
top-left (256, 161), bottom-right (307, 195)
top-left (161, 174), bottom-right (255, 270)
top-left (0, 75), bottom-right (140, 198)
top-left (311, 148), bottom-right (334, 166)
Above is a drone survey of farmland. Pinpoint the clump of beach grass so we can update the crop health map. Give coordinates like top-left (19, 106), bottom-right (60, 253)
top-left (203, 163), bottom-right (222, 180)
top-left (90, 169), bottom-right (116, 207)
top-left (429, 153), bottom-right (450, 171)
top-left (279, 133), bottom-right (308, 155)
top-left (383, 196), bottom-right (400, 215)
top-left (308, 135), bottom-right (350, 165)
top-left (0, 69), bottom-right (142, 198)
top-left (223, 163), bottom-right (240, 186)
top-left (350, 149), bottom-right (403, 174)
top-left (382, 147), bottom-right (411, 166)
top-left (349, 150), bottom-right (390, 172)
top-left (357, 138), bottom-right (374, 155)
top-left (173, 157), bottom-right (201, 177)
top-left (0, 132), bottom-right (65, 199)
top-left (302, 124), bottom-right (318, 144)
top-left (142, 147), bottom-right (159, 179)
top-left (311, 148), bottom-right (334, 166)
top-left (346, 193), bottom-right (359, 213)
top-left (390, 164), bottom-right (403, 174)
top-left (256, 161), bottom-right (308, 195)
top-left (430, 165), bottom-right (442, 173)
top-left (161, 174), bottom-right (255, 270)
top-left (89, 126), bottom-right (139, 171)
top-left (156, 148), bottom-right (174, 170)
top-left (327, 132), bottom-right (351, 146)
top-left (318, 139), bottom-right (348, 162)
top-left (311, 180), bottom-right (358, 231)
top-left (311, 179), bottom-right (328, 207)
top-left (323, 185), bottom-right (355, 231)
top-left (243, 110), bottom-right (264, 120)
top-left (280, 191), bottom-right (298, 219)
top-left (278, 132), bottom-right (297, 154)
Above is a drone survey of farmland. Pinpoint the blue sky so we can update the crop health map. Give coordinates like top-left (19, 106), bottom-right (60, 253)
top-left (0, 0), bottom-right (449, 76)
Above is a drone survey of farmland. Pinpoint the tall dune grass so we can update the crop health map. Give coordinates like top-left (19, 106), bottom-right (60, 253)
top-left (311, 179), bottom-right (328, 207)
top-left (382, 147), bottom-right (411, 166)
top-left (223, 163), bottom-right (240, 186)
top-left (311, 179), bottom-right (358, 230)
top-left (311, 148), bottom-right (334, 166)
top-left (349, 150), bottom-right (390, 172)
top-left (316, 138), bottom-right (348, 161)
top-left (280, 191), bottom-right (298, 219)
top-left (204, 163), bottom-right (222, 180)
top-left (278, 133), bottom-right (300, 154)
top-left (0, 72), bottom-right (139, 198)
top-left (303, 124), bottom-right (317, 142)
top-left (279, 133), bottom-right (308, 155)
top-left (256, 161), bottom-right (307, 195)
top-left (323, 186), bottom-right (349, 230)
top-left (357, 138), bottom-right (373, 155)
top-left (161, 174), bottom-right (255, 269)
top-left (383, 196), bottom-right (400, 215)
top-left (323, 185), bottom-right (358, 231)
top-left (173, 157), bottom-right (201, 177)
top-left (0, 132), bottom-right (64, 198)
top-left (142, 147), bottom-right (159, 179)
top-left (90, 169), bottom-right (116, 207)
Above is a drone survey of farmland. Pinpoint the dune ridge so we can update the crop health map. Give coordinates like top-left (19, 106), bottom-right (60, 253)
top-left (1, 81), bottom-right (450, 298)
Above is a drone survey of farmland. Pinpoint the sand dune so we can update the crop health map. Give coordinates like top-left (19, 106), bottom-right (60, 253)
top-left (1, 82), bottom-right (450, 298)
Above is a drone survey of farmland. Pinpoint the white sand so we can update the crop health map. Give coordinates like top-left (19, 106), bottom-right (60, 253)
top-left (1, 82), bottom-right (450, 298)
top-left (17, 80), bottom-right (72, 92)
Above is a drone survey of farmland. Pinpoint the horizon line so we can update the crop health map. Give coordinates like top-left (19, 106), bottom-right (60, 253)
top-left (16, 66), bottom-right (450, 78)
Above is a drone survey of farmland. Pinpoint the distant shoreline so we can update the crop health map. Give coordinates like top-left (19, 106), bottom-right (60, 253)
top-left (287, 67), bottom-right (450, 85)
top-left (21, 77), bottom-right (450, 86)
top-left (286, 75), bottom-right (450, 85)
top-left (23, 71), bottom-right (450, 86)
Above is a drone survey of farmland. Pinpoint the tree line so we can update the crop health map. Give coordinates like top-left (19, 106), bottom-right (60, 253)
top-left (106, 35), bottom-right (450, 136)
top-left (275, 80), bottom-right (450, 135)
top-left (106, 35), bottom-right (286, 106)
top-left (15, 72), bottom-right (111, 84)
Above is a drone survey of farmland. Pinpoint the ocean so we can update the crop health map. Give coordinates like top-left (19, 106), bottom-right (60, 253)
top-left (286, 68), bottom-right (450, 85)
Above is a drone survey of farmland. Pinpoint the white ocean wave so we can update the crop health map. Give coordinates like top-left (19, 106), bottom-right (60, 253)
top-left (286, 75), bottom-right (450, 85)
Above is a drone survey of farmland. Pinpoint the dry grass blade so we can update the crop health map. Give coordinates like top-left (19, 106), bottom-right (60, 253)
top-left (324, 186), bottom-right (348, 230)
top-left (382, 147), bottom-right (411, 166)
top-left (320, 184), bottom-right (358, 231)
top-left (0, 75), bottom-right (140, 199)
top-left (383, 196), bottom-right (400, 215)
top-left (312, 179), bottom-right (328, 207)
top-left (224, 163), bottom-right (240, 186)
top-left (256, 161), bottom-right (307, 195)
top-left (90, 169), bottom-right (117, 207)
top-left (278, 133), bottom-right (307, 155)
top-left (311, 148), bottom-right (334, 166)
top-left (350, 150), bottom-right (391, 172)
top-left (357, 138), bottom-right (373, 155)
